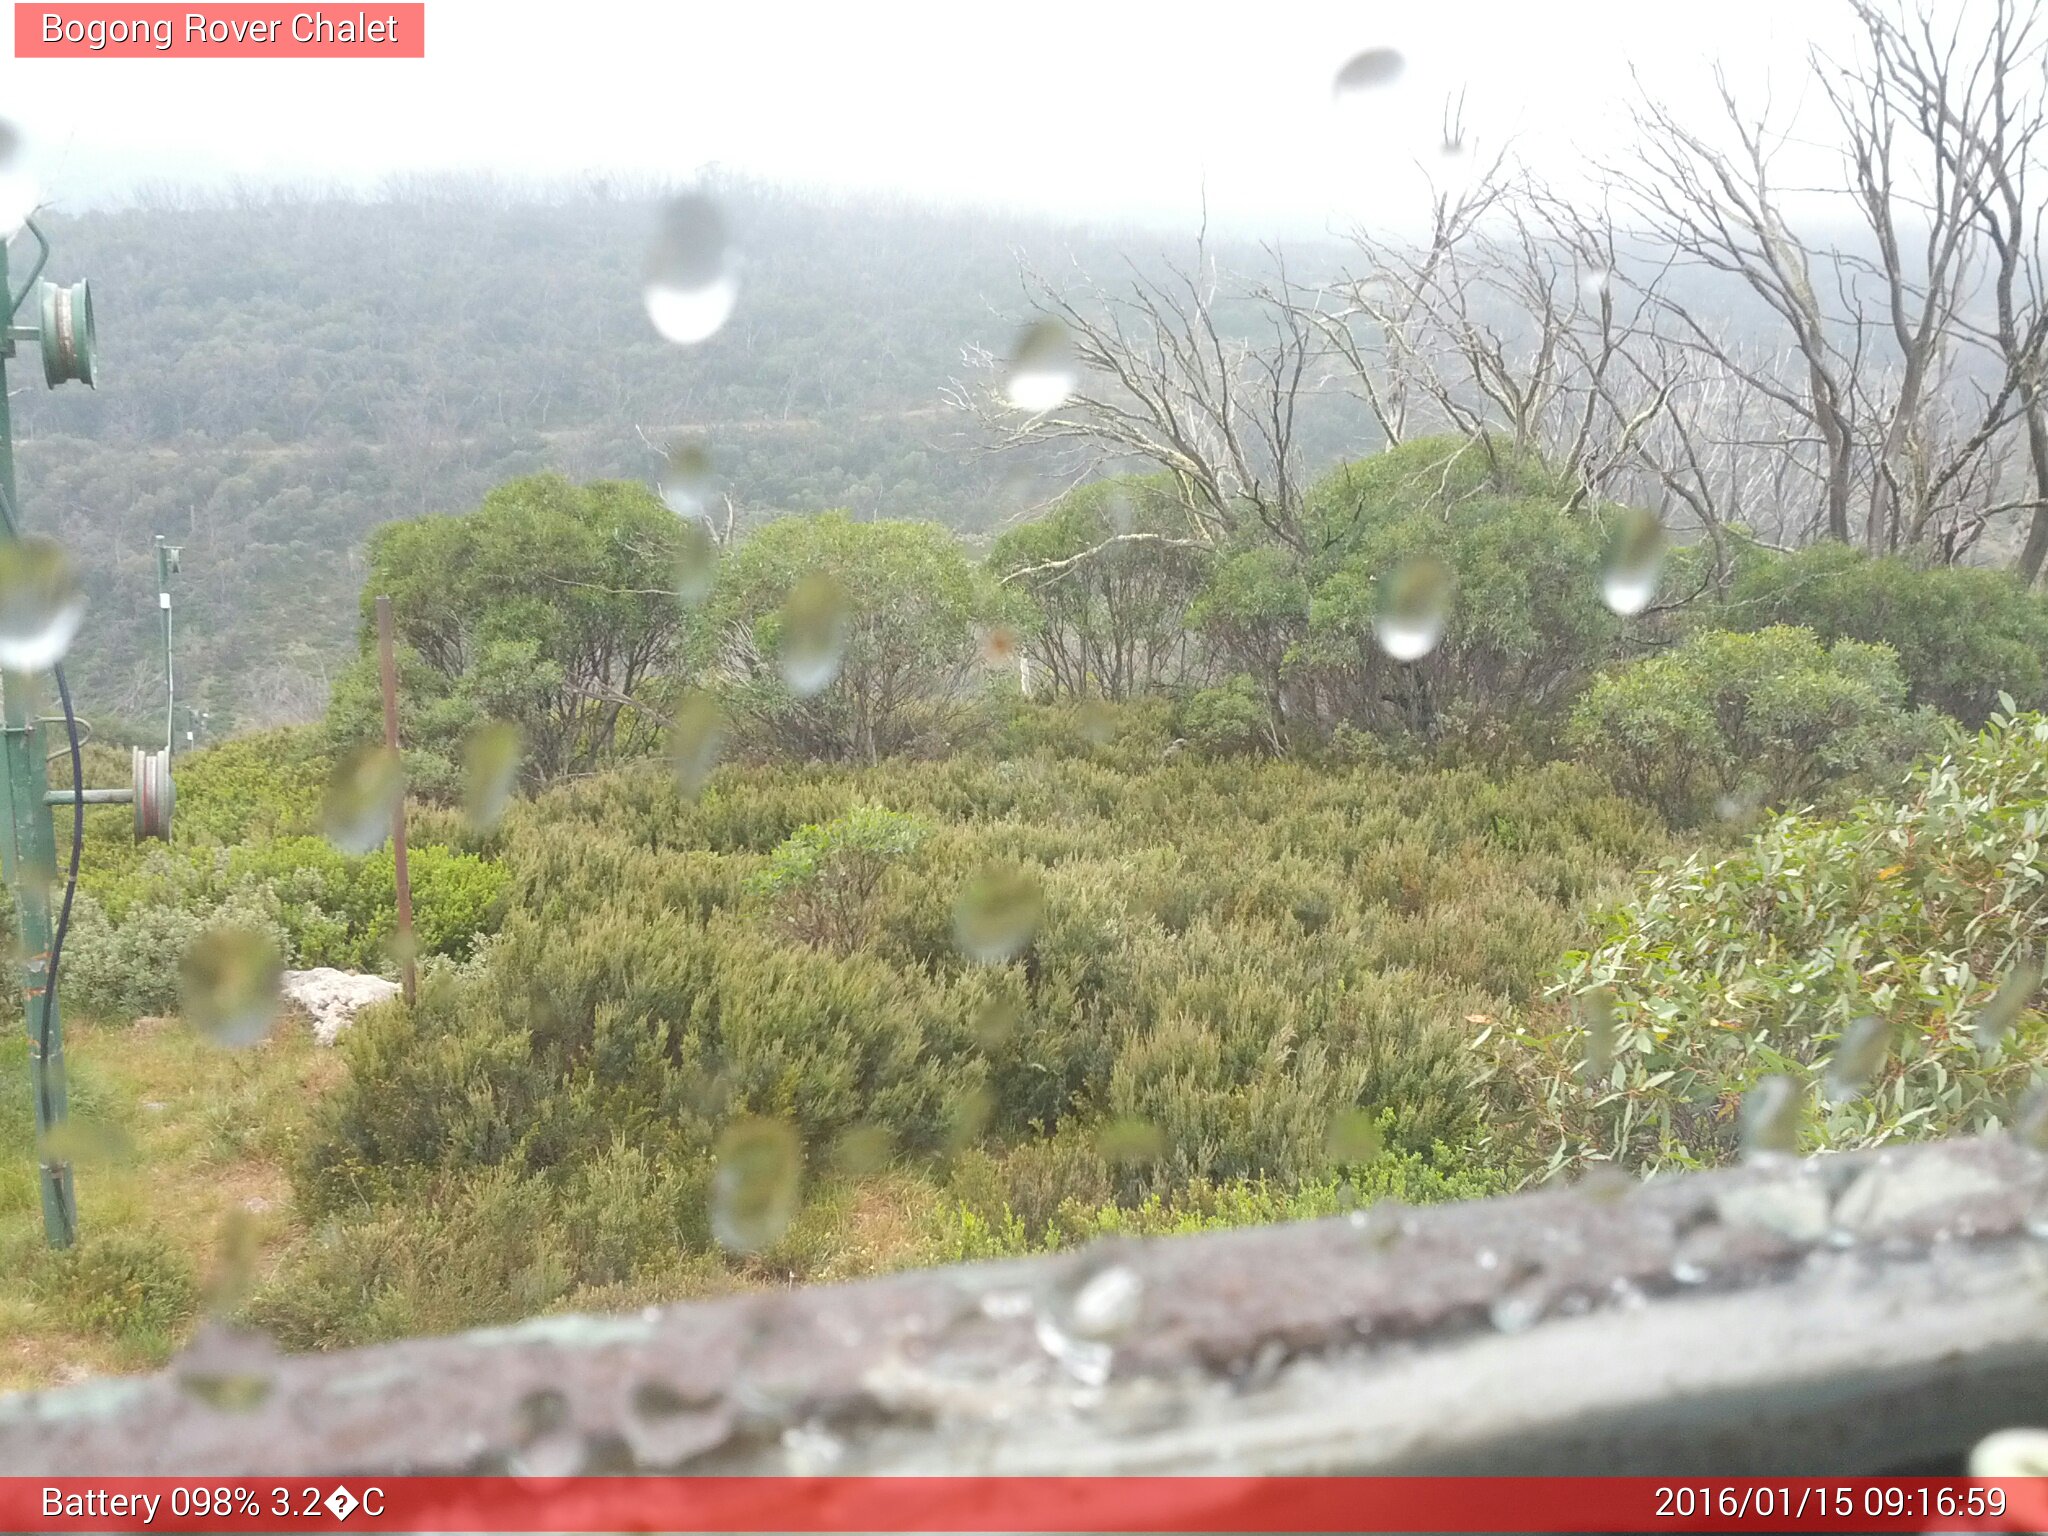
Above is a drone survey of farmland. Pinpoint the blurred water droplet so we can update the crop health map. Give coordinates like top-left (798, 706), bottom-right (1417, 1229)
top-left (833, 1123), bottom-right (893, 1177)
top-left (0, 120), bottom-right (36, 240)
top-left (1035, 1260), bottom-right (1142, 1385)
top-left (1488, 1280), bottom-right (1547, 1334)
top-left (1332, 47), bottom-right (1406, 98)
top-left (511, 1389), bottom-right (585, 1477)
top-left (676, 518), bottom-right (719, 606)
top-left (2012, 1083), bottom-right (2048, 1152)
top-left (1002, 319), bottom-right (1077, 412)
top-left (322, 743), bottom-right (403, 855)
top-left (202, 1209), bottom-right (261, 1315)
top-left (1974, 957), bottom-right (2040, 1054)
top-left (1823, 1015), bottom-right (1891, 1105)
top-left (1474, 1247), bottom-right (1500, 1271)
top-left (971, 993), bottom-right (1023, 1048)
top-left (1601, 508), bottom-right (1665, 617)
top-left (1669, 1256), bottom-right (1709, 1285)
top-left (1373, 556), bottom-right (1450, 662)
top-left (1739, 1076), bottom-right (1801, 1159)
top-left (174, 1323), bottom-right (279, 1414)
top-left (644, 193), bottom-right (738, 345)
top-left (710, 1118), bottom-right (801, 1255)
top-left (979, 625), bottom-right (1020, 668)
top-left (780, 1420), bottom-right (846, 1474)
top-left (1096, 1117), bottom-right (1164, 1167)
top-left (778, 574), bottom-right (849, 696)
top-left (39, 1117), bottom-right (133, 1169)
top-left (1574, 1164), bottom-right (1634, 1203)
top-left (1075, 698), bottom-right (1118, 745)
top-left (667, 692), bottom-right (726, 796)
top-left (1325, 1107), bottom-right (1384, 1165)
top-left (1581, 267), bottom-right (1612, 302)
top-left (1577, 987), bottom-right (1617, 1082)
top-left (659, 441), bottom-right (716, 518)
top-left (180, 927), bottom-right (284, 1049)
top-left (1970, 1427), bottom-right (2048, 1476)
top-left (460, 721), bottom-right (522, 831)
top-left (944, 1084), bottom-right (994, 1152)
top-left (953, 866), bottom-right (1043, 962)
top-left (979, 1288), bottom-right (1033, 1320)
top-left (0, 536), bottom-right (85, 672)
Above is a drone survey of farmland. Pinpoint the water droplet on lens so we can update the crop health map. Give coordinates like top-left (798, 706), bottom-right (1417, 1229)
top-left (322, 743), bottom-right (403, 855)
top-left (180, 927), bottom-right (284, 1049)
top-left (1739, 1075), bottom-right (1801, 1160)
top-left (659, 441), bottom-right (716, 518)
top-left (1002, 319), bottom-right (1077, 413)
top-left (0, 120), bottom-right (36, 240)
top-left (644, 192), bottom-right (738, 345)
top-left (676, 518), bottom-right (719, 606)
top-left (202, 1209), bottom-right (261, 1315)
top-left (1075, 698), bottom-right (1118, 745)
top-left (174, 1323), bottom-right (279, 1414)
top-left (39, 1117), bottom-right (133, 1171)
top-left (1969, 1426), bottom-right (2048, 1476)
top-left (667, 691), bottom-right (725, 797)
top-left (511, 1389), bottom-right (585, 1477)
top-left (778, 574), bottom-right (849, 697)
top-left (953, 866), bottom-right (1044, 963)
top-left (2012, 1083), bottom-right (2048, 1152)
top-left (1823, 1015), bottom-right (1891, 1105)
top-left (1373, 556), bottom-right (1450, 662)
top-left (0, 536), bottom-right (85, 672)
top-left (1974, 957), bottom-right (2041, 1055)
top-left (710, 1117), bottom-right (802, 1255)
top-left (1096, 1117), bottom-right (1164, 1166)
top-left (1581, 267), bottom-right (1612, 302)
top-left (833, 1123), bottom-right (892, 1177)
top-left (1035, 1259), bottom-right (1142, 1385)
top-left (1601, 507), bottom-right (1665, 617)
top-left (1332, 47), bottom-right (1406, 98)
top-left (460, 720), bottom-right (522, 830)
top-left (1488, 1280), bottom-right (1546, 1333)
top-left (1325, 1107), bottom-right (1384, 1165)
top-left (780, 1420), bottom-right (845, 1475)
top-left (1577, 987), bottom-right (1617, 1082)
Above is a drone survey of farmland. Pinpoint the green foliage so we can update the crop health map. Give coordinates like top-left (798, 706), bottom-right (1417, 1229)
top-left (276, 731), bottom-right (1663, 1344)
top-left (1567, 626), bottom-right (1938, 824)
top-left (747, 806), bottom-right (934, 951)
top-left (987, 476), bottom-right (1207, 700)
top-left (328, 474), bottom-right (689, 789)
top-left (47, 729), bottom-right (508, 1021)
top-left (1173, 676), bottom-right (1272, 757)
top-left (1716, 541), bottom-right (2048, 726)
top-left (1533, 711), bottom-right (2048, 1174)
top-left (698, 513), bottom-right (994, 763)
top-left (35, 1229), bottom-right (198, 1342)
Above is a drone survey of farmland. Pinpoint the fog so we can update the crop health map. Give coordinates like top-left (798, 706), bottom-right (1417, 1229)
top-left (1, 0), bottom-right (1851, 230)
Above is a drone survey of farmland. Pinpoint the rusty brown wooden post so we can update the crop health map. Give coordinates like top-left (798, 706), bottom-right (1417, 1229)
top-left (375, 595), bottom-right (417, 1006)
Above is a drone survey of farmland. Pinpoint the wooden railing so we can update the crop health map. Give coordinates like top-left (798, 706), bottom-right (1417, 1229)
top-left (5, 1135), bottom-right (2046, 1477)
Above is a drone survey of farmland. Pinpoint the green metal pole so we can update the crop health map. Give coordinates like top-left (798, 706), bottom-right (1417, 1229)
top-left (0, 233), bottom-right (76, 1248)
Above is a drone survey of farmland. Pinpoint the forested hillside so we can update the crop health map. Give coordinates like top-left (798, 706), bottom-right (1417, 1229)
top-left (10, 182), bottom-right (1346, 732)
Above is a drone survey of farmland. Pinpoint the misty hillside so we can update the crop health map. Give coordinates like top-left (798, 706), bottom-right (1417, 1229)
top-left (9, 182), bottom-right (1347, 733)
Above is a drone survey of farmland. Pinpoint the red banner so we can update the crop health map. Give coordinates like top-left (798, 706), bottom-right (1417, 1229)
top-left (5, 1477), bottom-right (2048, 1533)
top-left (13, 4), bottom-right (424, 57)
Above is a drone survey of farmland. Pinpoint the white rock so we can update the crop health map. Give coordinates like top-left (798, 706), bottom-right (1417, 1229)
top-left (283, 968), bottom-right (402, 1045)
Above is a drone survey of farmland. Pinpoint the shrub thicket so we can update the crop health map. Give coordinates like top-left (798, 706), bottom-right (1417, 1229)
top-left (269, 731), bottom-right (1662, 1346)
top-left (1567, 626), bottom-right (1940, 823)
top-left (1522, 710), bottom-right (2048, 1174)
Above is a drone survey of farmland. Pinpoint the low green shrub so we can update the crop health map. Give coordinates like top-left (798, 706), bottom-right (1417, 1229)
top-left (1528, 710), bottom-right (2048, 1174)
top-left (1567, 625), bottom-right (1938, 824)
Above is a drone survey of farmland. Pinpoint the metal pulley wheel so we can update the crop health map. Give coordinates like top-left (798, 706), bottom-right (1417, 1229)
top-left (131, 746), bottom-right (173, 841)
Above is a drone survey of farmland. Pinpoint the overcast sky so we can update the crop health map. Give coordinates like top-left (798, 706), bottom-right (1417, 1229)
top-left (2, 0), bottom-right (1855, 230)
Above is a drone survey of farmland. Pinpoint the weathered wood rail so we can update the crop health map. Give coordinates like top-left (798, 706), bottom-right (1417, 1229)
top-left (5, 1135), bottom-right (2046, 1477)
